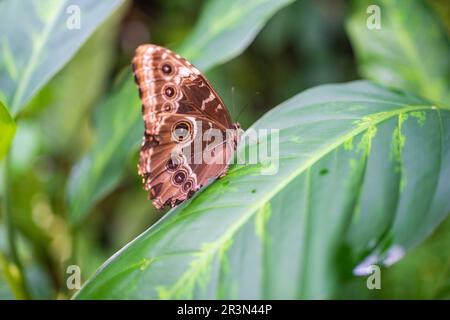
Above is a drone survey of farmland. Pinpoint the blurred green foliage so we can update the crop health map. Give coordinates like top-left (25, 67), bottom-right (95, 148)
top-left (347, 0), bottom-right (450, 103)
top-left (0, 0), bottom-right (449, 299)
top-left (0, 101), bottom-right (15, 160)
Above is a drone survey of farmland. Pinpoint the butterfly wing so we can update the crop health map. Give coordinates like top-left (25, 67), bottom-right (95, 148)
top-left (132, 44), bottom-right (239, 209)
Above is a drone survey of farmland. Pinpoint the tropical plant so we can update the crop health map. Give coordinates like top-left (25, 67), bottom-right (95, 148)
top-left (0, 0), bottom-right (448, 300)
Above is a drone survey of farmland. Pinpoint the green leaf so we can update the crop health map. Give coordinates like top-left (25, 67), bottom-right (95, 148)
top-left (66, 0), bottom-right (294, 224)
top-left (178, 0), bottom-right (294, 70)
top-left (346, 0), bottom-right (450, 103)
top-left (74, 81), bottom-right (450, 299)
top-left (0, 101), bottom-right (15, 160)
top-left (67, 75), bottom-right (141, 224)
top-left (36, 2), bottom-right (129, 156)
top-left (0, 0), bottom-right (124, 115)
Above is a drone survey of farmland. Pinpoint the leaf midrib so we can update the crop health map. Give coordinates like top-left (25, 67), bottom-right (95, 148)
top-left (10, 0), bottom-right (67, 114)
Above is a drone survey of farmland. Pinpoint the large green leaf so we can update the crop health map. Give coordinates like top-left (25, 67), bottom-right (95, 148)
top-left (0, 0), bottom-right (124, 115)
top-left (346, 0), bottom-right (450, 103)
top-left (66, 0), bottom-right (294, 224)
top-left (74, 81), bottom-right (450, 299)
top-left (0, 101), bottom-right (15, 160)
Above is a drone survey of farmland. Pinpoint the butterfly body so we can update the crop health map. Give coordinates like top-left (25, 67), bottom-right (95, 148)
top-left (132, 44), bottom-right (241, 209)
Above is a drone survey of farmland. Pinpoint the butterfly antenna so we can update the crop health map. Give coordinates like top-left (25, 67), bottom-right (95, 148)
top-left (235, 103), bottom-right (248, 123)
top-left (231, 86), bottom-right (235, 118)
top-left (235, 91), bottom-right (260, 123)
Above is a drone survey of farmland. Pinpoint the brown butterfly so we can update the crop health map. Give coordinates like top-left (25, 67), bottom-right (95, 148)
top-left (132, 44), bottom-right (242, 209)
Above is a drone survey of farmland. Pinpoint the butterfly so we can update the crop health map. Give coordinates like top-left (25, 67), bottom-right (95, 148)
top-left (132, 44), bottom-right (242, 209)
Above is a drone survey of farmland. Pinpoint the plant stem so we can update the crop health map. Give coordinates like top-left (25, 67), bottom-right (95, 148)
top-left (0, 251), bottom-right (27, 299)
top-left (1, 154), bottom-right (30, 299)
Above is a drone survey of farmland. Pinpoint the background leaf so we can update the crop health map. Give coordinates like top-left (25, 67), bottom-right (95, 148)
top-left (0, 9), bottom-right (131, 297)
top-left (74, 81), bottom-right (450, 299)
top-left (66, 75), bottom-right (141, 224)
top-left (346, 0), bottom-right (450, 103)
top-left (0, 0), bottom-right (125, 115)
top-left (340, 215), bottom-right (450, 299)
top-left (177, 0), bottom-right (295, 70)
top-left (66, 0), bottom-right (294, 224)
top-left (0, 101), bottom-right (15, 160)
